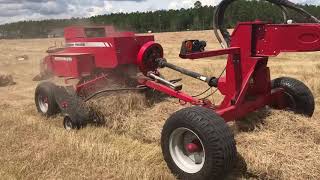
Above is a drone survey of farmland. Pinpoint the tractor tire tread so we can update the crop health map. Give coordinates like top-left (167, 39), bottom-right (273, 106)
top-left (271, 77), bottom-right (314, 116)
top-left (35, 81), bottom-right (60, 116)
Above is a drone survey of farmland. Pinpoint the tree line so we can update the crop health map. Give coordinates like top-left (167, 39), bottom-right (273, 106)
top-left (0, 0), bottom-right (319, 39)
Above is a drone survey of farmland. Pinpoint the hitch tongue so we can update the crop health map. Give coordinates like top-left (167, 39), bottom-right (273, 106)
top-left (148, 72), bottom-right (183, 91)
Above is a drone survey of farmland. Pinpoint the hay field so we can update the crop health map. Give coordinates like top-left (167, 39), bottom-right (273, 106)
top-left (0, 30), bottom-right (319, 179)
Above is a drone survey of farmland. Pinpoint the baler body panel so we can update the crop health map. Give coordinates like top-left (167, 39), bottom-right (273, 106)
top-left (48, 53), bottom-right (94, 78)
top-left (63, 37), bottom-right (118, 68)
top-left (45, 26), bottom-right (154, 78)
top-left (113, 35), bottom-right (155, 65)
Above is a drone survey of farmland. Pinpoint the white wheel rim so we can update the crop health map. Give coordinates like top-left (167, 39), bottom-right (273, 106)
top-left (169, 127), bottom-right (205, 173)
top-left (64, 118), bottom-right (73, 131)
top-left (38, 95), bottom-right (49, 113)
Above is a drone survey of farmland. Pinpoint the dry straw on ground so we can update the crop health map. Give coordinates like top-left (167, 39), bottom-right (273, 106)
top-left (0, 73), bottom-right (15, 87)
top-left (0, 31), bottom-right (319, 179)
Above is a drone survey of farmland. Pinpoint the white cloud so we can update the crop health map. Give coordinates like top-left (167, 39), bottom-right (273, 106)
top-left (168, 0), bottom-right (194, 10)
top-left (291, 0), bottom-right (319, 4)
top-left (168, 0), bottom-right (221, 10)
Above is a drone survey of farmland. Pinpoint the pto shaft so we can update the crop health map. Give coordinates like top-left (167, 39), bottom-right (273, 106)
top-left (156, 58), bottom-right (218, 87)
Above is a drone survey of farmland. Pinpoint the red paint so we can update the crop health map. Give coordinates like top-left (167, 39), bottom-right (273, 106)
top-left (136, 42), bottom-right (164, 75)
top-left (186, 143), bottom-right (201, 153)
top-left (180, 47), bottom-right (240, 59)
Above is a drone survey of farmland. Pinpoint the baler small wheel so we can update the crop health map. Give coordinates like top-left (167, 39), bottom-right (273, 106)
top-left (35, 81), bottom-right (60, 117)
top-left (63, 116), bottom-right (80, 131)
top-left (271, 77), bottom-right (315, 117)
top-left (161, 106), bottom-right (237, 180)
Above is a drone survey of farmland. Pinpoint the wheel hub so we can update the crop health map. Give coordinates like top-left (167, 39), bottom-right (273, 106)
top-left (64, 116), bottom-right (74, 131)
top-left (185, 142), bottom-right (201, 153)
top-left (169, 127), bottom-right (205, 173)
top-left (38, 95), bottom-right (49, 113)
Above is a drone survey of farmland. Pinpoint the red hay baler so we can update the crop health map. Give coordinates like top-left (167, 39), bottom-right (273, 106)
top-left (34, 0), bottom-right (320, 179)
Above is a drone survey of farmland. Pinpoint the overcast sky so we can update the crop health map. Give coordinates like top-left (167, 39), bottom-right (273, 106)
top-left (0, 0), bottom-right (319, 25)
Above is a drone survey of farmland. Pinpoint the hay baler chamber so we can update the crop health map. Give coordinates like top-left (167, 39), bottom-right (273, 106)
top-left (34, 0), bottom-right (320, 179)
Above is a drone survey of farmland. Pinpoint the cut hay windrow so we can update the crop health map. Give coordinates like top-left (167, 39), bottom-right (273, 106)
top-left (87, 92), bottom-right (148, 131)
top-left (85, 91), bottom-right (177, 143)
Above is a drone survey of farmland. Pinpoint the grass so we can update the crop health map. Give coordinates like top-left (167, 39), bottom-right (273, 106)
top-left (0, 30), bottom-right (320, 179)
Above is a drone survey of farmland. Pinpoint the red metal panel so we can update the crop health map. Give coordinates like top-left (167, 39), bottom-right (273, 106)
top-left (179, 47), bottom-right (240, 59)
top-left (254, 23), bottom-right (320, 56)
top-left (217, 24), bottom-right (256, 109)
top-left (60, 27), bottom-right (155, 69)
top-left (49, 25), bottom-right (156, 73)
top-left (217, 93), bottom-right (271, 121)
top-left (50, 54), bottom-right (94, 78)
top-left (114, 35), bottom-right (154, 65)
top-left (61, 35), bottom-right (154, 69)
top-left (77, 55), bottom-right (95, 76)
top-left (63, 37), bottom-right (118, 68)
top-left (51, 56), bottom-right (78, 77)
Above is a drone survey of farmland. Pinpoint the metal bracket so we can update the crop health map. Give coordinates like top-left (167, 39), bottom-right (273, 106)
top-left (148, 72), bottom-right (183, 91)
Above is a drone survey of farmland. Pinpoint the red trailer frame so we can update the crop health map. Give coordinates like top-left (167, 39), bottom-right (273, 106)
top-left (137, 22), bottom-right (320, 121)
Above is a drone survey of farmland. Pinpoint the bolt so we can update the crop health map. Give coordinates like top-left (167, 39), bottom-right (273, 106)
top-left (231, 99), bottom-right (236, 105)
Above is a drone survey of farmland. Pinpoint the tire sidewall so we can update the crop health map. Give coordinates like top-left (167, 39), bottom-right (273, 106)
top-left (63, 116), bottom-right (80, 130)
top-left (35, 82), bottom-right (59, 117)
top-left (271, 77), bottom-right (315, 116)
top-left (161, 109), bottom-right (226, 180)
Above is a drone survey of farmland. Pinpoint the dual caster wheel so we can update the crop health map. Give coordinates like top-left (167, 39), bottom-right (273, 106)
top-left (35, 82), bottom-right (85, 131)
top-left (63, 111), bottom-right (104, 131)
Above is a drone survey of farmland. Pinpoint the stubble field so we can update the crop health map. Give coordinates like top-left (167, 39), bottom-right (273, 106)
top-left (0, 30), bottom-right (319, 179)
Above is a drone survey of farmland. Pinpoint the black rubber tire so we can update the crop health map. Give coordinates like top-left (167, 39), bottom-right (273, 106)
top-left (63, 116), bottom-right (80, 130)
top-left (271, 77), bottom-right (315, 117)
top-left (161, 106), bottom-right (237, 180)
top-left (35, 81), bottom-right (60, 117)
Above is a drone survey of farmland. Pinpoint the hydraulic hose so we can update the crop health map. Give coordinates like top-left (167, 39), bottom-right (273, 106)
top-left (213, 0), bottom-right (320, 48)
